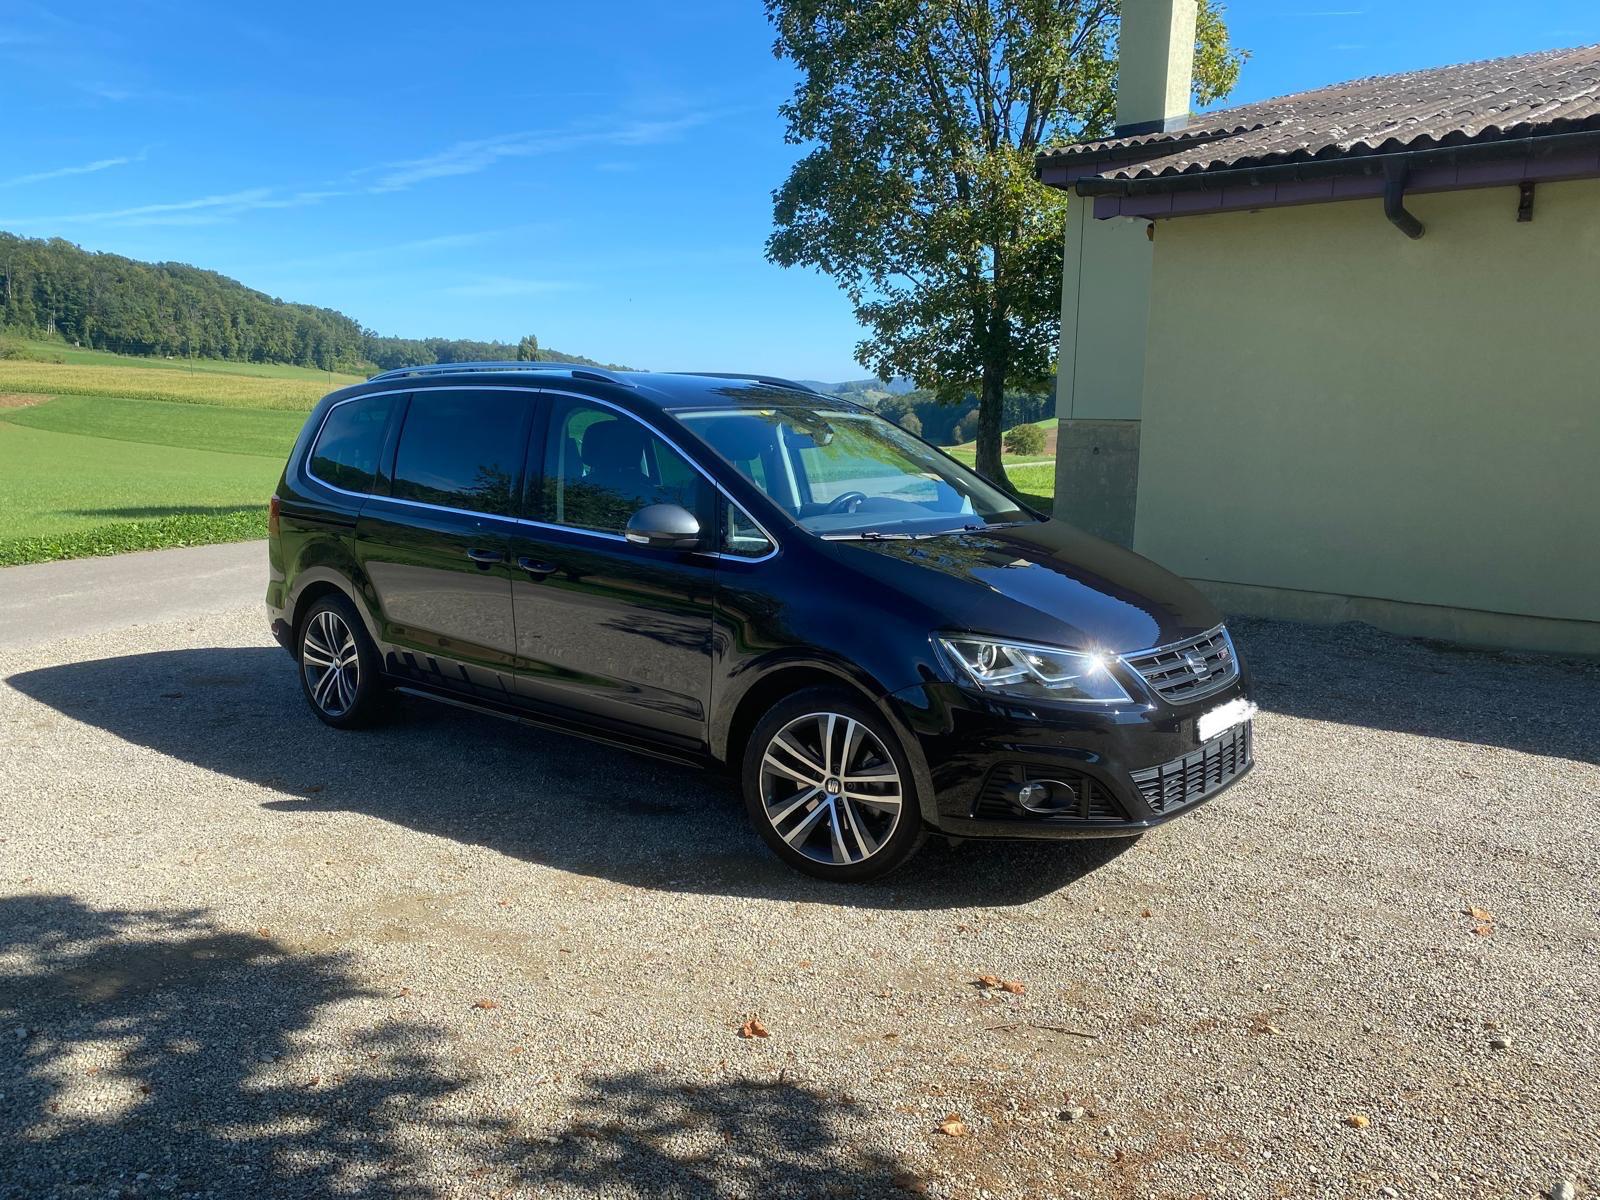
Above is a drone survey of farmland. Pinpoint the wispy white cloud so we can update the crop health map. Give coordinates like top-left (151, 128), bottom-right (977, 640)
top-left (0, 186), bottom-right (339, 229)
top-left (441, 276), bottom-right (580, 298)
top-left (369, 113), bottom-right (713, 193)
top-left (270, 224), bottom-right (550, 270)
top-left (0, 150), bottom-right (145, 189)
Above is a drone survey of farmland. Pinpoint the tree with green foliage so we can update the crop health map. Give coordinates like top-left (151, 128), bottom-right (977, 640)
top-left (765, 1), bottom-right (1243, 487)
top-left (897, 410), bottom-right (924, 437)
top-left (1004, 421), bottom-right (1047, 456)
top-left (516, 334), bottom-right (540, 361)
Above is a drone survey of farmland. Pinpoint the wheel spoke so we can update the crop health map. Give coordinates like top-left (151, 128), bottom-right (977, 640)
top-left (840, 796), bottom-right (878, 858)
top-left (313, 664), bottom-right (340, 708)
top-left (819, 714), bottom-right (837, 778)
top-left (838, 718), bottom-right (861, 776)
top-left (763, 753), bottom-right (821, 789)
top-left (780, 800), bottom-right (830, 849)
top-left (771, 732), bottom-right (825, 777)
top-left (826, 802), bottom-right (849, 864)
top-left (843, 788), bottom-right (900, 814)
top-left (843, 768), bottom-right (898, 784)
top-left (301, 643), bottom-right (335, 668)
top-left (767, 786), bottom-right (822, 829)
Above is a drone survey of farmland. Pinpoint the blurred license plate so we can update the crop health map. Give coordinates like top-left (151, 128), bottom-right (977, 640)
top-left (1199, 698), bottom-right (1257, 743)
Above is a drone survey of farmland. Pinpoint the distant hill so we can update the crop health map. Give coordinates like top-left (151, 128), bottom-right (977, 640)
top-left (0, 232), bottom-right (623, 374)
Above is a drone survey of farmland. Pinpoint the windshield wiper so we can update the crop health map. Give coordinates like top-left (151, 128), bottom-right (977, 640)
top-left (822, 530), bottom-right (920, 541)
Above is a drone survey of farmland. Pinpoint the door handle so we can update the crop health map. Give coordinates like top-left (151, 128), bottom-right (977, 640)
top-left (516, 556), bottom-right (559, 579)
top-left (466, 547), bottom-right (505, 567)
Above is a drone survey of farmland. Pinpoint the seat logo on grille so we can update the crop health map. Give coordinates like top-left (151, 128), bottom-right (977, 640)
top-left (1183, 649), bottom-right (1211, 680)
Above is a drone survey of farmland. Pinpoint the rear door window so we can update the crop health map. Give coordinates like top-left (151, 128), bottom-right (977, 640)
top-left (308, 395), bottom-right (396, 493)
top-left (391, 390), bottom-right (531, 516)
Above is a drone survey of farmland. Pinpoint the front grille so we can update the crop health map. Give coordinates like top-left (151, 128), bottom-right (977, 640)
top-left (1131, 722), bottom-right (1252, 813)
top-left (1122, 625), bottom-right (1239, 704)
top-left (973, 764), bottom-right (1124, 821)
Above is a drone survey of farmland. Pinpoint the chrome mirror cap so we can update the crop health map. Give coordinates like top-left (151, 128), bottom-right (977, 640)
top-left (625, 503), bottom-right (702, 550)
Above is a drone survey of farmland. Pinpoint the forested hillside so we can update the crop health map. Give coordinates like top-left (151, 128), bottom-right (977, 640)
top-left (0, 233), bottom-right (621, 373)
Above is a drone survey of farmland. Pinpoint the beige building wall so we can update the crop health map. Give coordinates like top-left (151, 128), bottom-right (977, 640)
top-left (1133, 178), bottom-right (1600, 651)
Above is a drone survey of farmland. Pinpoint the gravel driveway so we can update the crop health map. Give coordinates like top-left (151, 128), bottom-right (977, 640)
top-left (1, 604), bottom-right (1596, 1199)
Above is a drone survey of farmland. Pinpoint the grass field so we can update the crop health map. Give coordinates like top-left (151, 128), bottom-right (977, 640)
top-left (0, 347), bottom-right (322, 565)
top-left (940, 417), bottom-right (1056, 512)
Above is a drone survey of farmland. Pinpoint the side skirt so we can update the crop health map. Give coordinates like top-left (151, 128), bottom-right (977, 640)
top-left (387, 680), bottom-right (713, 771)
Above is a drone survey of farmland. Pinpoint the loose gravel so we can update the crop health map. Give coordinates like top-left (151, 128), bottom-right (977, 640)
top-left (1, 607), bottom-right (1596, 1199)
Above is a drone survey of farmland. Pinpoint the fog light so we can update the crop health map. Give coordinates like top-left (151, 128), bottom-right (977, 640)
top-left (1009, 778), bottom-right (1079, 814)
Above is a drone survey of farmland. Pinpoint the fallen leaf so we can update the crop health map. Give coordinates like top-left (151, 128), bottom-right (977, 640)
top-left (999, 979), bottom-right (1025, 995)
top-left (497, 899), bottom-right (512, 908)
top-left (738, 1018), bottom-right (770, 1039)
top-left (397, 987), bottom-right (413, 998)
top-left (1344, 1113), bottom-right (1370, 1129)
top-left (1139, 908), bottom-right (1154, 919)
top-left (1467, 906), bottom-right (1493, 921)
top-left (798, 959), bottom-right (813, 968)
top-left (473, 998), bottom-right (499, 1010)
top-left (976, 974), bottom-right (1002, 989)
top-left (1473, 923), bottom-right (1494, 937)
top-left (937, 1114), bottom-right (970, 1137)
top-left (256, 926), bottom-right (271, 938)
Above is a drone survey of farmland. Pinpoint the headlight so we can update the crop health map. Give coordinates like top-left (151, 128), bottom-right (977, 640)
top-left (936, 635), bottom-right (1132, 704)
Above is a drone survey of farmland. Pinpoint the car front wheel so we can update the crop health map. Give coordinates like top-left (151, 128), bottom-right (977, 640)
top-left (741, 687), bottom-right (925, 882)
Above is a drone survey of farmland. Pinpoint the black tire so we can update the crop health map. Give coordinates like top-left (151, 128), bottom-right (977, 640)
top-left (741, 686), bottom-right (926, 882)
top-left (296, 593), bottom-right (388, 729)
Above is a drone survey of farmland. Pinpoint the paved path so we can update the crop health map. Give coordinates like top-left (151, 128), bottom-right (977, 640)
top-left (0, 540), bottom-right (265, 649)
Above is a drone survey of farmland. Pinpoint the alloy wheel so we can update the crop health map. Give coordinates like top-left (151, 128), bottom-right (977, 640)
top-left (758, 711), bottom-right (903, 866)
top-left (301, 609), bottom-right (361, 717)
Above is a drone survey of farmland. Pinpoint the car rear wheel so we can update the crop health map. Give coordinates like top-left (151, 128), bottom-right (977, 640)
top-left (297, 594), bottom-right (386, 728)
top-left (741, 687), bottom-right (925, 882)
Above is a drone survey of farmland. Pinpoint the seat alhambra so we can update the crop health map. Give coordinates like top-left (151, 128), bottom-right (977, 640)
top-left (267, 363), bottom-right (1255, 882)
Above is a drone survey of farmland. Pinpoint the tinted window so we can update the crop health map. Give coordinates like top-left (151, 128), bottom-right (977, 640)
top-left (391, 390), bottom-right (529, 516)
top-left (308, 395), bottom-right (394, 493)
top-left (724, 502), bottom-right (774, 558)
top-left (540, 399), bottom-right (711, 535)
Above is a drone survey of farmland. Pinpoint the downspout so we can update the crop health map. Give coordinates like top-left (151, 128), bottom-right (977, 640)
top-left (1382, 157), bottom-right (1425, 239)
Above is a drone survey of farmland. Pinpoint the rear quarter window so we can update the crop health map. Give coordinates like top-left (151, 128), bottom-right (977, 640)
top-left (308, 395), bottom-right (395, 493)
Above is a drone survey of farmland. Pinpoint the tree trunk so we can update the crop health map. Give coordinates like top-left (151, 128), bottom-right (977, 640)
top-left (974, 356), bottom-right (1011, 490)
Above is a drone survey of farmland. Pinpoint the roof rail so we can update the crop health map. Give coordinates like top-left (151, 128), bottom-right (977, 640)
top-left (670, 371), bottom-right (825, 396)
top-left (366, 361), bottom-right (634, 387)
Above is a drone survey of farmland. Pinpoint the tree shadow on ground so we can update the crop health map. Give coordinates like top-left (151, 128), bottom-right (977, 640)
top-left (7, 648), bottom-right (1131, 909)
top-left (0, 896), bottom-right (910, 1199)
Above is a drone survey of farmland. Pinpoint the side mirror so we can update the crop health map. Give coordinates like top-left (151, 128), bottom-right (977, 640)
top-left (625, 503), bottom-right (701, 550)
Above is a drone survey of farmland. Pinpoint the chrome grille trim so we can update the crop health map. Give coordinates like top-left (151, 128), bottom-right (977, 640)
top-left (1121, 625), bottom-right (1239, 704)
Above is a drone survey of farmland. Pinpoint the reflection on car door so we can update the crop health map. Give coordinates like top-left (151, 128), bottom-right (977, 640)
top-left (508, 395), bottom-right (717, 747)
top-left (356, 387), bottom-right (534, 701)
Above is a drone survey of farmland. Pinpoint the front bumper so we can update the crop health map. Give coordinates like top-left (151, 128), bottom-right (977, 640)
top-left (887, 677), bottom-right (1255, 840)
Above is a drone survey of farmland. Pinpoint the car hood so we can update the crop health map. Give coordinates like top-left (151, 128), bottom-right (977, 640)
top-left (830, 520), bottom-right (1222, 654)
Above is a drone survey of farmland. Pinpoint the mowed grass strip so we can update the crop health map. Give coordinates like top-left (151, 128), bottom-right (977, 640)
top-left (4, 394), bottom-right (305, 458)
top-left (0, 358), bottom-right (354, 411)
top-left (0, 421), bottom-right (282, 565)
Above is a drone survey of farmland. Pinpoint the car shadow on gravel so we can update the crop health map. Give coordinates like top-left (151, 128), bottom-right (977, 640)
top-left (7, 648), bottom-right (1130, 908)
top-left (1229, 618), bottom-right (1600, 764)
top-left (0, 894), bottom-right (911, 1198)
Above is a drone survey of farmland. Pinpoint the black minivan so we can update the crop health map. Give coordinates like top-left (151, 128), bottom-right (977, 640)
top-left (267, 363), bottom-right (1255, 881)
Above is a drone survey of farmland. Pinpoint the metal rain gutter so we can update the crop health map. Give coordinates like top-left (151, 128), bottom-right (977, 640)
top-left (1070, 128), bottom-right (1600, 232)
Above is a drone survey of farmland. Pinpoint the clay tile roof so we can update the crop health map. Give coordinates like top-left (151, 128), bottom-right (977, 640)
top-left (1038, 43), bottom-right (1600, 182)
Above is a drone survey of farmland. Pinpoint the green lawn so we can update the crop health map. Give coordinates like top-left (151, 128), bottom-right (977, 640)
top-left (0, 419), bottom-right (281, 565)
top-left (3, 394), bottom-right (305, 458)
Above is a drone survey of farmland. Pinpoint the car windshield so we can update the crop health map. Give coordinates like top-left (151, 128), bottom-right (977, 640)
top-left (676, 406), bottom-right (1035, 538)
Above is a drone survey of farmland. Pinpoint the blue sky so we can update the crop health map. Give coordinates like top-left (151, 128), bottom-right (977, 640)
top-left (2, 1), bottom-right (1596, 380)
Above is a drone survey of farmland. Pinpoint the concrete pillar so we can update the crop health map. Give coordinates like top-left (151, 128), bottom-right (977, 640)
top-left (1052, 200), bottom-right (1154, 547)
